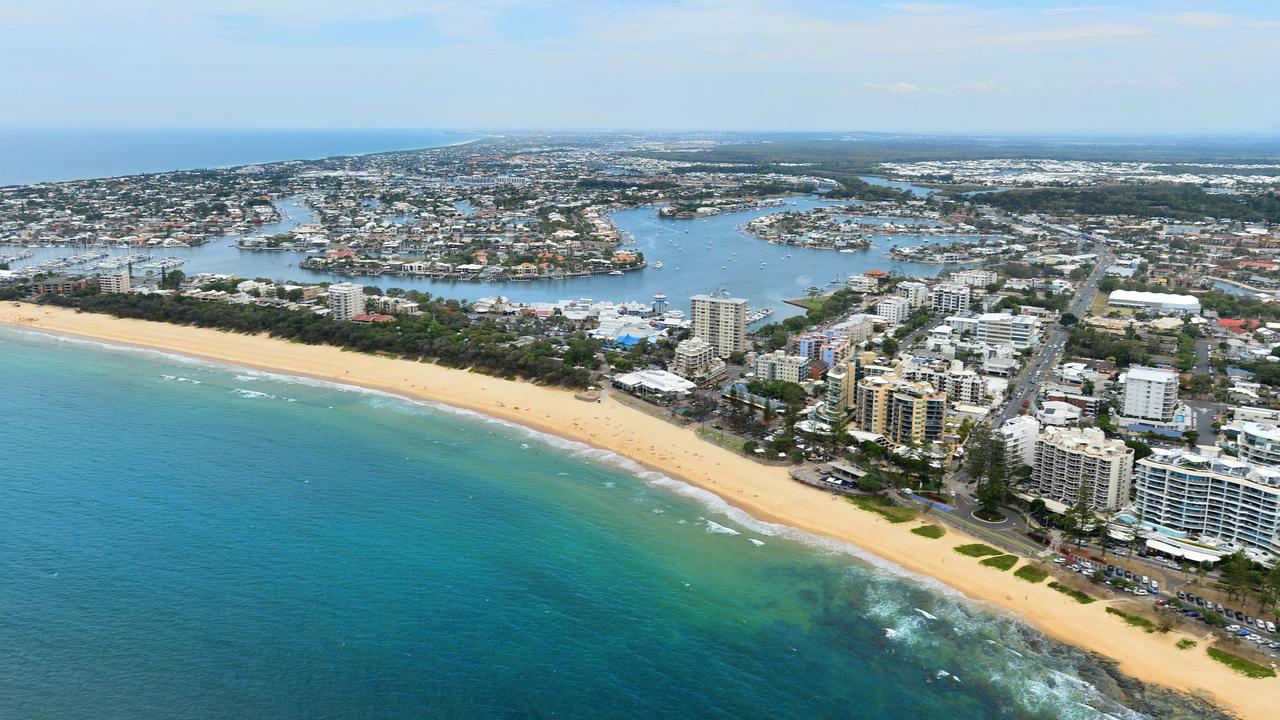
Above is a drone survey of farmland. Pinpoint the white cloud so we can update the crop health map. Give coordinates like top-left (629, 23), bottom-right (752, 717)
top-left (862, 81), bottom-right (922, 94)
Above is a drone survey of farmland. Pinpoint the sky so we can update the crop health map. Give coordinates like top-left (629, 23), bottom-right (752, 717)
top-left (4, 0), bottom-right (1279, 134)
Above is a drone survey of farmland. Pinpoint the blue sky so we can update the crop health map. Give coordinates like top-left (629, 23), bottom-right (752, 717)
top-left (4, 0), bottom-right (1278, 133)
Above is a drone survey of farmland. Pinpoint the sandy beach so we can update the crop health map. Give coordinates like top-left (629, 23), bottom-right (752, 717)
top-left (3, 303), bottom-right (1274, 718)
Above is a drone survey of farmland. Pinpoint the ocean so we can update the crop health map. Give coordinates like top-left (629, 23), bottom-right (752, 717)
top-left (0, 128), bottom-right (471, 186)
top-left (0, 328), bottom-right (1227, 720)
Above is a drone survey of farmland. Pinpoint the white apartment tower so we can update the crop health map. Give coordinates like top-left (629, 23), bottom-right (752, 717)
top-left (97, 271), bottom-right (130, 294)
top-left (930, 283), bottom-right (971, 314)
top-left (1031, 426), bottom-right (1134, 512)
top-left (690, 293), bottom-right (748, 358)
top-left (877, 296), bottom-right (911, 325)
top-left (1122, 366), bottom-right (1179, 423)
top-left (328, 282), bottom-right (367, 322)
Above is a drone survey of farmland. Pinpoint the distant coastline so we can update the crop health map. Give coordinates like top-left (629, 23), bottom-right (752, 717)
top-left (0, 302), bottom-right (1268, 720)
top-left (0, 128), bottom-right (481, 187)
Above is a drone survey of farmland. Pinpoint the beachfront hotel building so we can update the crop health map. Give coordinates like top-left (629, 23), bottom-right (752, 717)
top-left (97, 271), bottom-right (130, 294)
top-left (998, 415), bottom-right (1041, 471)
top-left (1229, 421), bottom-right (1280, 468)
top-left (1030, 426), bottom-right (1134, 512)
top-left (669, 337), bottom-right (725, 382)
top-left (1135, 449), bottom-right (1280, 557)
top-left (691, 293), bottom-right (747, 358)
top-left (1122, 366), bottom-right (1179, 423)
top-left (754, 351), bottom-right (811, 384)
top-left (819, 365), bottom-right (851, 422)
top-left (328, 282), bottom-right (367, 322)
top-left (854, 376), bottom-right (946, 446)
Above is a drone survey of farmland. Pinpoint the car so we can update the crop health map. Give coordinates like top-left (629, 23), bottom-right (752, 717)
top-left (1141, 575), bottom-right (1149, 584)
top-left (1270, 642), bottom-right (1280, 650)
top-left (1256, 618), bottom-right (1268, 629)
top-left (1134, 589), bottom-right (1148, 596)
top-left (1196, 597), bottom-right (1207, 607)
top-left (1053, 557), bottom-right (1065, 564)
top-left (1227, 624), bottom-right (1241, 631)
top-left (1150, 580), bottom-right (1159, 592)
top-left (1176, 591), bottom-right (1186, 600)
top-left (1246, 615), bottom-right (1255, 625)
top-left (1215, 602), bottom-right (1224, 612)
top-left (1268, 621), bottom-right (1277, 633)
top-left (1235, 611), bottom-right (1245, 621)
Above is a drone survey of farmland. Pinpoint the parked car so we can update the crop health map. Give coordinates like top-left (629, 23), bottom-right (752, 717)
top-left (1267, 621), bottom-right (1276, 633)
top-left (1176, 591), bottom-right (1186, 600)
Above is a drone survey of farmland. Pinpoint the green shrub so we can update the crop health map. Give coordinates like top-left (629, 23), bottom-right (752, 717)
top-left (954, 543), bottom-right (1002, 557)
top-left (847, 495), bottom-right (916, 523)
top-left (1176, 639), bottom-right (1197, 650)
top-left (980, 555), bottom-right (1019, 571)
top-left (1105, 606), bottom-right (1155, 633)
top-left (1048, 581), bottom-right (1095, 604)
top-left (1206, 648), bottom-right (1276, 678)
top-left (911, 524), bottom-right (945, 539)
top-left (1014, 565), bottom-right (1049, 583)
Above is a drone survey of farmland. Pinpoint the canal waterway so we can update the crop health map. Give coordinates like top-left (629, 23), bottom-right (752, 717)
top-left (5, 195), bottom-right (992, 321)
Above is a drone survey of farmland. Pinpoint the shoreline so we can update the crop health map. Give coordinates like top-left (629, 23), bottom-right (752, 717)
top-left (2, 303), bottom-right (1272, 718)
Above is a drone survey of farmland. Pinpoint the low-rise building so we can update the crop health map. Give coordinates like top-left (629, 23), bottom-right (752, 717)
top-left (755, 350), bottom-right (811, 384)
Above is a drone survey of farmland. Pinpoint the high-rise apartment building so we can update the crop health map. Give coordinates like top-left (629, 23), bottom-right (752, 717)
top-left (690, 293), bottom-right (748, 358)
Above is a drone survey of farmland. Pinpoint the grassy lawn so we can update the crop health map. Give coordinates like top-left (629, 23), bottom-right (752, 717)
top-left (1206, 648), bottom-right (1277, 679)
top-left (848, 495), bottom-right (917, 524)
top-left (1048, 581), bottom-right (1096, 604)
top-left (911, 524), bottom-right (945, 539)
top-left (1176, 639), bottom-right (1197, 651)
top-left (1105, 606), bottom-right (1156, 633)
top-left (788, 295), bottom-right (829, 312)
top-left (1014, 565), bottom-right (1049, 583)
top-left (954, 543), bottom-right (1002, 558)
top-left (980, 554), bottom-right (1019, 571)
top-left (695, 426), bottom-right (746, 452)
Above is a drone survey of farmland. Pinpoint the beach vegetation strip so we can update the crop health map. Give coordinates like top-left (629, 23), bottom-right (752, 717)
top-left (953, 543), bottom-right (1002, 558)
top-left (847, 495), bottom-right (916, 523)
top-left (1047, 581), bottom-right (1096, 604)
top-left (911, 524), bottom-right (945, 539)
top-left (1105, 606), bottom-right (1156, 633)
top-left (979, 554), bottom-right (1019, 571)
top-left (1206, 648), bottom-right (1276, 679)
top-left (1013, 565), bottom-right (1049, 583)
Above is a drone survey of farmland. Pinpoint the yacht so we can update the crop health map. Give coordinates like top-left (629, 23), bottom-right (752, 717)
top-left (653, 261), bottom-right (664, 269)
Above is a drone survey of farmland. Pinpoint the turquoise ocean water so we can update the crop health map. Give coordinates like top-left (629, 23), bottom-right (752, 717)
top-left (0, 328), bottom-right (1226, 719)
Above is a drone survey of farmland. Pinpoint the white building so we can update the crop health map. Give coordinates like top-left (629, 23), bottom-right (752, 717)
top-left (1232, 421), bottom-right (1280, 468)
top-left (971, 313), bottom-right (1039, 350)
top-left (952, 269), bottom-right (997, 288)
top-left (1031, 426), bottom-right (1134, 512)
top-left (877, 295), bottom-right (911, 325)
top-left (670, 337), bottom-right (726, 381)
top-left (1136, 449), bottom-right (1280, 557)
top-left (97, 271), bottom-right (130, 294)
top-left (755, 351), bottom-right (811, 384)
top-left (998, 415), bottom-right (1040, 470)
top-left (1107, 290), bottom-right (1201, 315)
top-left (930, 283), bottom-right (971, 314)
top-left (897, 281), bottom-right (930, 309)
top-left (327, 282), bottom-right (366, 321)
top-left (1122, 366), bottom-right (1179, 423)
top-left (847, 274), bottom-right (879, 293)
top-left (691, 293), bottom-right (748, 358)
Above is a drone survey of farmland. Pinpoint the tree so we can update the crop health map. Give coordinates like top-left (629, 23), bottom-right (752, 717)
top-left (1060, 312), bottom-right (1078, 326)
top-left (1182, 430), bottom-right (1200, 447)
top-left (160, 268), bottom-right (185, 290)
top-left (1063, 478), bottom-right (1096, 547)
top-left (1222, 553), bottom-right (1253, 603)
top-left (826, 414), bottom-right (850, 457)
top-left (880, 337), bottom-right (900, 356)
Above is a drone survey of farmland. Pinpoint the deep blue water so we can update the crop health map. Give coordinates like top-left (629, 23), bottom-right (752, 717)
top-left (0, 129), bottom-right (471, 186)
top-left (0, 329), bottom-right (1224, 719)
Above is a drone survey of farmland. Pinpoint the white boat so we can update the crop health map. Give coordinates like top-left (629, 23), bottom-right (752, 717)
top-left (653, 261), bottom-right (663, 269)
top-left (608, 270), bottom-right (624, 276)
